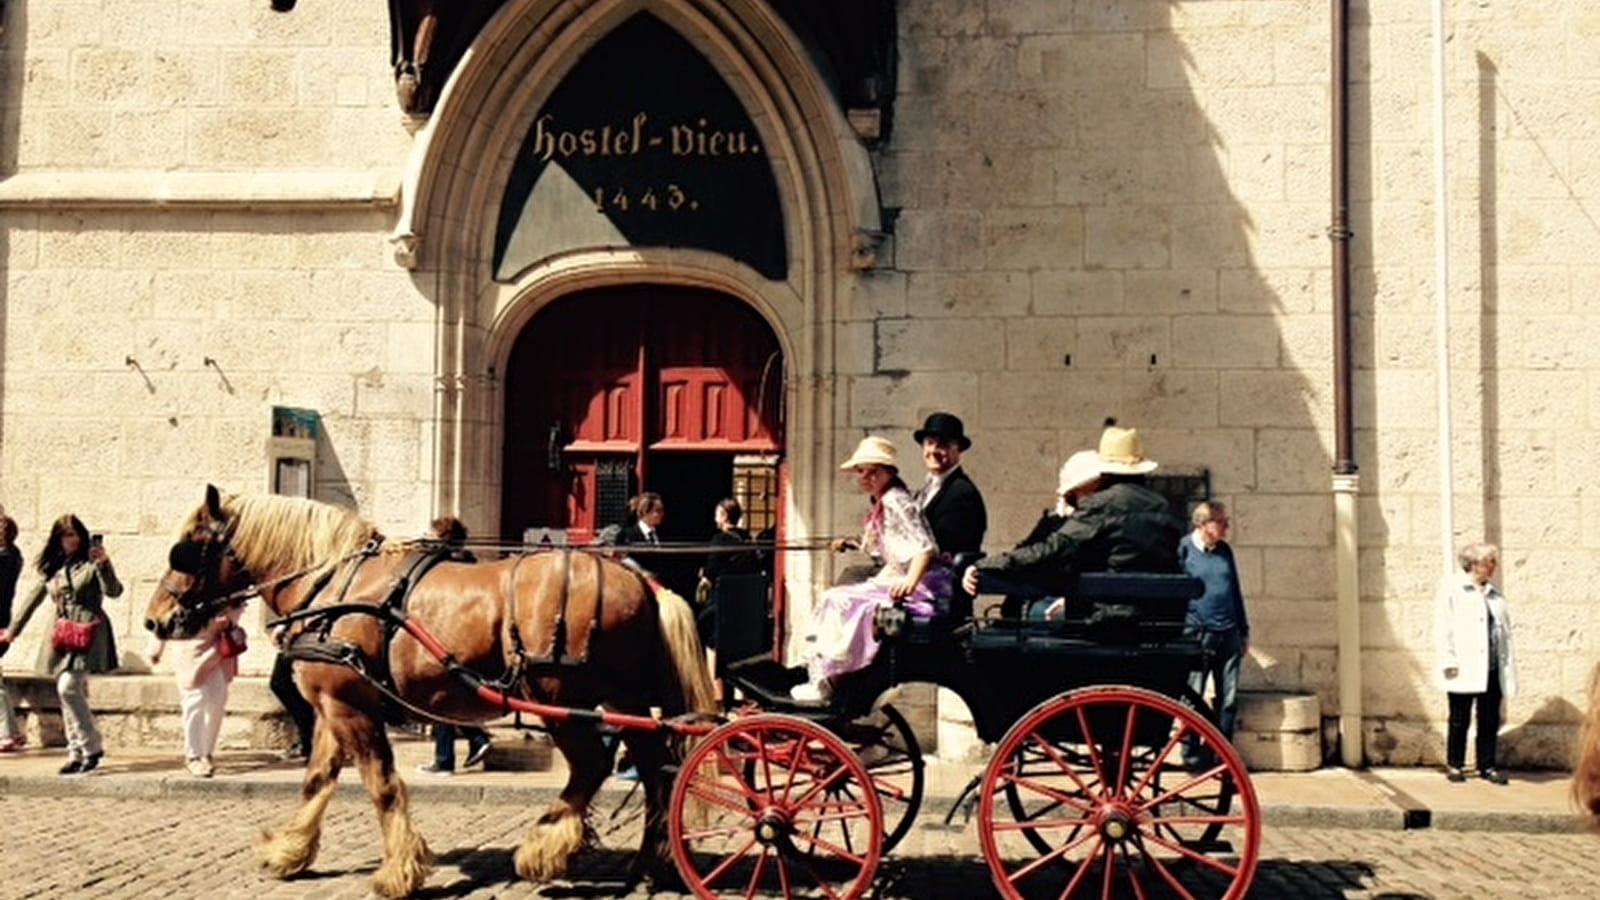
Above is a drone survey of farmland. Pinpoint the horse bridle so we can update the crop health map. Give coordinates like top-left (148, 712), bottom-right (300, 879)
top-left (164, 518), bottom-right (255, 619)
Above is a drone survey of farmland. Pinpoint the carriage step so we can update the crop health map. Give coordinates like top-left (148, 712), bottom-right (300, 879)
top-left (1182, 840), bottom-right (1233, 853)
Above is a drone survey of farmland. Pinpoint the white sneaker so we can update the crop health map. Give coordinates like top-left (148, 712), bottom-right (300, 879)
top-left (789, 681), bottom-right (831, 703)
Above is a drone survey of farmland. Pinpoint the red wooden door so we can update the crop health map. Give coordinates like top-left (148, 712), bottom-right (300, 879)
top-left (501, 285), bottom-right (783, 545)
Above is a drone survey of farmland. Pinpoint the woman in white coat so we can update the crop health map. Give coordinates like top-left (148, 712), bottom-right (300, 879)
top-left (1433, 542), bottom-right (1517, 784)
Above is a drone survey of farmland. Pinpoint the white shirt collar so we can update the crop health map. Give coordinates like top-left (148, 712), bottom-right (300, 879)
top-left (1191, 530), bottom-right (1215, 552)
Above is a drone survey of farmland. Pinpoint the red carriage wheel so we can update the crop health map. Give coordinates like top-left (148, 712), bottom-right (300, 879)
top-left (670, 713), bottom-right (884, 899)
top-left (1001, 688), bottom-right (1238, 857)
top-left (828, 703), bottom-right (925, 853)
top-left (978, 687), bottom-right (1260, 900)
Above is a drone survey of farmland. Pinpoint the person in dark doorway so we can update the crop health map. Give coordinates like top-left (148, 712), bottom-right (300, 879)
top-left (962, 421), bottom-right (1181, 601)
top-left (417, 515), bottom-right (493, 775)
top-left (695, 498), bottom-right (762, 697)
top-left (700, 499), bottom-right (757, 583)
top-left (912, 412), bottom-right (987, 558)
top-left (617, 492), bottom-right (665, 548)
top-left (1178, 501), bottom-right (1249, 770)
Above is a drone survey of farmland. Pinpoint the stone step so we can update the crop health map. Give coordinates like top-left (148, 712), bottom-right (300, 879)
top-left (1237, 691), bottom-right (1321, 733)
top-left (1234, 728), bottom-right (1323, 772)
top-left (1, 674), bottom-right (554, 771)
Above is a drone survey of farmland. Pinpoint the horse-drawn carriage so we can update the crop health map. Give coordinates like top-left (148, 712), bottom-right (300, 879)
top-left (145, 487), bottom-right (1260, 900)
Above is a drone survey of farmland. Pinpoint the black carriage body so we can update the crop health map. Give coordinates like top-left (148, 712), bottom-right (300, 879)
top-left (878, 572), bottom-right (1206, 744)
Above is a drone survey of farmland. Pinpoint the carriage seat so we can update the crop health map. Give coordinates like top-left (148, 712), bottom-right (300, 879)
top-left (969, 572), bottom-right (1204, 650)
top-left (873, 552), bottom-right (983, 644)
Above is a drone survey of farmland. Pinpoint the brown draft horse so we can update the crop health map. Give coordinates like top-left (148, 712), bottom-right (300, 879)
top-left (143, 485), bottom-right (715, 898)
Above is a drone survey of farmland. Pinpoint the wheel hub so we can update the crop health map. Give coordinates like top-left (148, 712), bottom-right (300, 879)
top-left (754, 809), bottom-right (791, 846)
top-left (1096, 805), bottom-right (1138, 843)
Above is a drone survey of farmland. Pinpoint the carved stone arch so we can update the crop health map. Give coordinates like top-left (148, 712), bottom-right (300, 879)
top-left (398, 0), bottom-right (881, 288)
top-left (408, 0), bottom-right (873, 565)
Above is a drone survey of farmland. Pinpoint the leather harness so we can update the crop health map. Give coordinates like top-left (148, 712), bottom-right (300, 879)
top-left (271, 543), bottom-right (605, 726)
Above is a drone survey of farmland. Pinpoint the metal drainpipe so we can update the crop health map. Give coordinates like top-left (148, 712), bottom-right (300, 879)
top-left (1329, 0), bottom-right (1364, 768)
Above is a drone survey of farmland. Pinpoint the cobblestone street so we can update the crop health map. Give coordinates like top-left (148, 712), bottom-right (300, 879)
top-left (1, 792), bottom-right (1594, 900)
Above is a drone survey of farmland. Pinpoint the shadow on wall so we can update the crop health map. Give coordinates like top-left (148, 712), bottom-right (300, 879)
top-left (1500, 696), bottom-right (1582, 770)
top-left (883, 2), bottom-right (1365, 735)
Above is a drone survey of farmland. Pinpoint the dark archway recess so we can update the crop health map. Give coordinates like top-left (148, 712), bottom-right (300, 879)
top-left (329, 1), bottom-right (897, 127)
top-left (493, 13), bottom-right (787, 280)
top-left (500, 284), bottom-right (784, 547)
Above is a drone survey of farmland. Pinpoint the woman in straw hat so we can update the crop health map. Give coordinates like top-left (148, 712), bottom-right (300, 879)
top-left (793, 436), bottom-right (948, 702)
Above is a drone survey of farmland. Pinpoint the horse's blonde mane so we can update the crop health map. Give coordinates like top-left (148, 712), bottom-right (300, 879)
top-left (186, 491), bottom-right (379, 580)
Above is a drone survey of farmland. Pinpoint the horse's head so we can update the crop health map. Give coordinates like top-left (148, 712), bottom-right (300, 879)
top-left (269, 0), bottom-right (298, 11)
top-left (145, 485), bottom-right (252, 639)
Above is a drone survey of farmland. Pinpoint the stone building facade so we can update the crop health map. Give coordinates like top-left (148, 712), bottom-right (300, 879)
top-left (0, 0), bottom-right (1594, 767)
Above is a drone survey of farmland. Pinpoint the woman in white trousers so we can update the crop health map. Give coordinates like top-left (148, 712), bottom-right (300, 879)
top-left (150, 603), bottom-right (245, 777)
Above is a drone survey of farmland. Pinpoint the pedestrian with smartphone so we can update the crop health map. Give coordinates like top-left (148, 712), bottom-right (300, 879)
top-left (0, 515), bottom-right (123, 775)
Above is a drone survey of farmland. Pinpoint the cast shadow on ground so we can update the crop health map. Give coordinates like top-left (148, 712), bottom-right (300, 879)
top-left (416, 847), bottom-right (1419, 899)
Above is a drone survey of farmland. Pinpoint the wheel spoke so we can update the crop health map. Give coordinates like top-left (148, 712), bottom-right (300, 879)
top-left (682, 821), bottom-right (759, 842)
top-left (743, 846), bottom-right (770, 900)
top-left (988, 812), bottom-right (1091, 833)
top-left (1115, 702), bottom-right (1140, 798)
top-left (1100, 838), bottom-right (1117, 900)
top-left (1075, 705), bottom-right (1111, 796)
top-left (1143, 811), bottom-right (1247, 829)
top-left (999, 770), bottom-right (1098, 816)
top-left (1125, 716), bottom-right (1195, 802)
top-left (793, 829), bottom-right (872, 868)
top-left (789, 851), bottom-right (849, 900)
top-left (1135, 765), bottom-right (1226, 815)
top-left (788, 757), bottom-right (855, 810)
top-left (1021, 729), bottom-right (1100, 799)
top-left (1136, 826), bottom-right (1243, 877)
top-left (1006, 827), bottom-right (1102, 884)
top-left (699, 834), bottom-right (763, 888)
top-left (687, 779), bottom-right (764, 818)
top-left (714, 743), bottom-right (765, 804)
top-left (1138, 836), bottom-right (1205, 900)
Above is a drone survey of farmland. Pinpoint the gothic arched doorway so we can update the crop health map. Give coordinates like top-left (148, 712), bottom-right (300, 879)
top-left (501, 284), bottom-right (785, 592)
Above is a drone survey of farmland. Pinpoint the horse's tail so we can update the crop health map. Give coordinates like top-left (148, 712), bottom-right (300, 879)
top-left (1572, 660), bottom-right (1600, 823)
top-left (653, 584), bottom-right (718, 719)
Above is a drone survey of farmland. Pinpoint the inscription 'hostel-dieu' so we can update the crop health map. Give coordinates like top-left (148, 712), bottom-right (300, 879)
top-left (532, 112), bottom-right (762, 163)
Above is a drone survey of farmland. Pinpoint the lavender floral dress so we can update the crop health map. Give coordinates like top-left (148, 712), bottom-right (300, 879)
top-left (803, 486), bottom-right (951, 683)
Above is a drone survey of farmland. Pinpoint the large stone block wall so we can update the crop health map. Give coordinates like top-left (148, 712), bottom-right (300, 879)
top-left (3, 0), bottom-right (407, 171)
top-left (0, 206), bottom-right (434, 677)
top-left (842, 1), bottom-right (1600, 767)
top-left (0, 1), bottom-right (1594, 767)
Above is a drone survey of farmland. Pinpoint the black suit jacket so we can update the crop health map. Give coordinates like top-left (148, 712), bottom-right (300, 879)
top-left (921, 467), bottom-right (987, 556)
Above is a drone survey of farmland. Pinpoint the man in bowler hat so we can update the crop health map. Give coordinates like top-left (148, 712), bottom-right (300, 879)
top-left (913, 412), bottom-right (987, 557)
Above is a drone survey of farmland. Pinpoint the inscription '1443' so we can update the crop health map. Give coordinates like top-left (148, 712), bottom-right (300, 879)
top-left (532, 112), bottom-right (762, 162)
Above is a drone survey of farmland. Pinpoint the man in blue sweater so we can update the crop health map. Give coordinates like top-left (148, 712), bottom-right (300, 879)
top-left (1178, 501), bottom-right (1249, 769)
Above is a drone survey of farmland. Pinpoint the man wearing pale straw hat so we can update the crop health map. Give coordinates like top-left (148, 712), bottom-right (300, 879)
top-left (962, 420), bottom-right (1182, 601)
top-left (992, 449), bottom-right (1104, 619)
